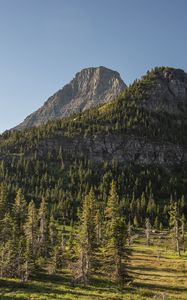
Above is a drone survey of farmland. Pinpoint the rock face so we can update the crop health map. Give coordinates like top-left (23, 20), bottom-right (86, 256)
top-left (34, 133), bottom-right (186, 167)
top-left (15, 66), bottom-right (126, 130)
top-left (140, 68), bottom-right (187, 114)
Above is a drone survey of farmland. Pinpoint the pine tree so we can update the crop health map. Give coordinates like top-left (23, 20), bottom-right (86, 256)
top-left (13, 189), bottom-right (27, 235)
top-left (0, 240), bottom-right (16, 278)
top-left (48, 245), bottom-right (62, 275)
top-left (133, 215), bottom-right (139, 227)
top-left (95, 209), bottom-right (102, 244)
top-left (0, 213), bottom-right (15, 244)
top-left (49, 214), bottom-right (58, 247)
top-left (24, 200), bottom-right (38, 279)
top-left (66, 228), bottom-right (77, 277)
top-left (38, 197), bottom-right (48, 257)
top-left (47, 214), bottom-right (63, 274)
top-left (76, 188), bottom-right (97, 285)
top-left (169, 201), bottom-right (181, 256)
top-left (104, 181), bottom-right (128, 283)
top-left (127, 221), bottom-right (134, 246)
top-left (146, 194), bottom-right (156, 223)
top-left (8, 189), bottom-right (28, 280)
top-left (0, 184), bottom-right (8, 220)
top-left (181, 214), bottom-right (186, 253)
top-left (0, 213), bottom-right (16, 278)
top-left (105, 180), bottom-right (119, 223)
top-left (145, 218), bottom-right (151, 246)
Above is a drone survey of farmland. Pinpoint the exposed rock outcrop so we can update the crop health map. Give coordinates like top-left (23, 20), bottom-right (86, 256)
top-left (15, 66), bottom-right (126, 130)
top-left (140, 68), bottom-right (187, 114)
top-left (30, 133), bottom-right (186, 167)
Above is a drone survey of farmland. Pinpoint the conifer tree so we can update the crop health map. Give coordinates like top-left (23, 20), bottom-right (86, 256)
top-left (95, 209), bottom-right (102, 244)
top-left (104, 180), bottom-right (128, 283)
top-left (16, 238), bottom-right (27, 282)
top-left (38, 197), bottom-right (48, 257)
top-left (0, 240), bottom-right (15, 278)
top-left (169, 201), bottom-right (181, 256)
top-left (76, 188), bottom-right (97, 285)
top-left (0, 213), bottom-right (16, 278)
top-left (49, 214), bottom-right (58, 247)
top-left (133, 215), bottom-right (139, 227)
top-left (145, 218), bottom-right (151, 246)
top-left (105, 180), bottom-right (119, 223)
top-left (146, 194), bottom-right (156, 223)
top-left (0, 184), bottom-right (8, 220)
top-left (7, 189), bottom-right (28, 280)
top-left (181, 214), bottom-right (186, 253)
top-left (48, 245), bottom-right (62, 275)
top-left (47, 214), bottom-right (63, 274)
top-left (13, 189), bottom-right (27, 235)
top-left (66, 228), bottom-right (77, 276)
top-left (127, 221), bottom-right (134, 246)
top-left (0, 213), bottom-right (15, 244)
top-left (24, 200), bottom-right (38, 279)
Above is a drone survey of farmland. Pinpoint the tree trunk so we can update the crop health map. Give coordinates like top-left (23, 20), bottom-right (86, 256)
top-left (175, 219), bottom-right (180, 256)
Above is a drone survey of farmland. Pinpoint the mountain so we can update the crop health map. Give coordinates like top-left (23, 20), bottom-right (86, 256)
top-left (15, 66), bottom-right (126, 130)
top-left (138, 67), bottom-right (187, 114)
top-left (2, 67), bottom-right (187, 167)
top-left (0, 65), bottom-right (186, 230)
top-left (1, 67), bottom-right (186, 296)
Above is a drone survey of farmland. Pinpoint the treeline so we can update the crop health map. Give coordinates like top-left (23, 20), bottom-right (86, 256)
top-left (0, 151), bottom-right (186, 228)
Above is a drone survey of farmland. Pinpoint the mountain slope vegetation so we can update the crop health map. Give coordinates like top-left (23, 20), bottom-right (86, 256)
top-left (0, 66), bottom-right (187, 222)
top-left (0, 67), bottom-right (186, 297)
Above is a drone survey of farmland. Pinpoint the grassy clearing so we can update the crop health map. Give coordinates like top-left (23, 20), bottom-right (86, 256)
top-left (0, 231), bottom-right (186, 300)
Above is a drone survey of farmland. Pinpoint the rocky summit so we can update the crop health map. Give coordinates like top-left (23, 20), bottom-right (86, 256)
top-left (15, 66), bottom-right (126, 130)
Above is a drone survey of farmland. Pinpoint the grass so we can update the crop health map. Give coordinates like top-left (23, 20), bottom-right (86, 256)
top-left (0, 230), bottom-right (186, 300)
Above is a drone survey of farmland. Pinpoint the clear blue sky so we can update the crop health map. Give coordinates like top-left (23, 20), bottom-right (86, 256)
top-left (0, 0), bottom-right (187, 132)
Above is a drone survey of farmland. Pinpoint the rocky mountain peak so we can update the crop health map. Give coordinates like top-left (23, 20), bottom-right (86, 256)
top-left (15, 66), bottom-right (126, 130)
top-left (140, 67), bottom-right (187, 114)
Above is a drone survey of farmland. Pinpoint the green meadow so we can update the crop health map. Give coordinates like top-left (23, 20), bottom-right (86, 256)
top-left (1, 230), bottom-right (186, 300)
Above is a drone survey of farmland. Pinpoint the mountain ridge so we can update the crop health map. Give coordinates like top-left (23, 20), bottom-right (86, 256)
top-left (2, 66), bottom-right (187, 169)
top-left (14, 66), bottom-right (126, 130)
top-left (0, 66), bottom-right (186, 226)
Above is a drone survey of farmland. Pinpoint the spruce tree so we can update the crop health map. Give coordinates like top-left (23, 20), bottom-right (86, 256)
top-left (13, 189), bottom-right (27, 235)
top-left (0, 240), bottom-right (16, 278)
top-left (9, 189), bottom-right (28, 280)
top-left (127, 221), bottom-right (134, 246)
top-left (181, 214), bottom-right (185, 253)
top-left (24, 200), bottom-right (38, 279)
top-left (49, 214), bottom-right (58, 247)
top-left (95, 209), bottom-right (102, 244)
top-left (76, 188), bottom-right (97, 285)
top-left (38, 197), bottom-right (48, 257)
top-left (145, 218), bottom-right (151, 246)
top-left (104, 180), bottom-right (128, 283)
top-left (0, 213), bottom-right (16, 278)
top-left (47, 214), bottom-right (62, 274)
top-left (169, 201), bottom-right (181, 256)
top-left (0, 184), bottom-right (8, 220)
top-left (48, 245), bottom-right (62, 275)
